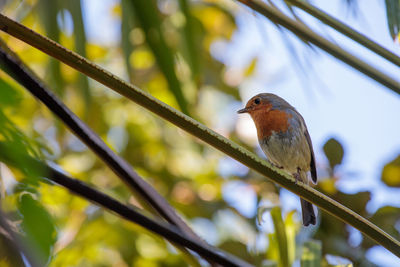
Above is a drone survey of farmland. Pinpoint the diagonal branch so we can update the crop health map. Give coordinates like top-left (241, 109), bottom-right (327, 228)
top-left (0, 142), bottom-right (253, 267)
top-left (234, 0), bottom-right (400, 94)
top-left (0, 14), bottom-right (399, 257)
top-left (0, 37), bottom-right (208, 265)
top-left (286, 0), bottom-right (400, 68)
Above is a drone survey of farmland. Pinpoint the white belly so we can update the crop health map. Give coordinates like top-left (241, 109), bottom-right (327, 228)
top-left (260, 130), bottom-right (311, 175)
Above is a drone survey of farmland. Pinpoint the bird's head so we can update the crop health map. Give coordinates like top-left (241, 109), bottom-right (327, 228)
top-left (237, 93), bottom-right (281, 115)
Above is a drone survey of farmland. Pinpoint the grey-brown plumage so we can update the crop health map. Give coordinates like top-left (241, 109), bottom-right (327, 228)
top-left (238, 93), bottom-right (317, 226)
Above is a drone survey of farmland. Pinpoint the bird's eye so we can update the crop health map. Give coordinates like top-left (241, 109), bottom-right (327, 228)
top-left (254, 98), bottom-right (261, 105)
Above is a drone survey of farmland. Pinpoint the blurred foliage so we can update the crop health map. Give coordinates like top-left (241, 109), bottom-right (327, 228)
top-left (37, 0), bottom-right (63, 95)
top-left (381, 154), bottom-right (400, 187)
top-left (0, 0), bottom-right (398, 266)
top-left (128, 0), bottom-right (189, 115)
top-left (301, 240), bottom-right (321, 267)
top-left (385, 0), bottom-right (400, 40)
top-left (18, 194), bottom-right (57, 265)
top-left (0, 235), bottom-right (25, 267)
top-left (315, 136), bottom-right (400, 266)
top-left (324, 254), bottom-right (353, 267)
top-left (0, 210), bottom-right (27, 267)
top-left (323, 138), bottom-right (344, 171)
top-left (266, 208), bottom-right (296, 267)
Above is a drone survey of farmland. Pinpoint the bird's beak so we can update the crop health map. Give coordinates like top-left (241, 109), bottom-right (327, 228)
top-left (237, 107), bottom-right (248, 114)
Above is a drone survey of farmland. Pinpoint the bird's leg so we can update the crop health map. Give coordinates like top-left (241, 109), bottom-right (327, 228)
top-left (269, 161), bottom-right (283, 169)
top-left (293, 168), bottom-right (301, 184)
top-left (293, 172), bottom-right (300, 184)
top-left (274, 165), bottom-right (284, 170)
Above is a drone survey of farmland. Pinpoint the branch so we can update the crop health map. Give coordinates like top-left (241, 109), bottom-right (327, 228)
top-left (286, 0), bottom-right (400, 68)
top-left (0, 143), bottom-right (253, 267)
top-left (0, 14), bottom-right (399, 257)
top-left (0, 36), bottom-right (201, 243)
top-left (234, 0), bottom-right (400, 94)
top-left (0, 36), bottom-right (208, 266)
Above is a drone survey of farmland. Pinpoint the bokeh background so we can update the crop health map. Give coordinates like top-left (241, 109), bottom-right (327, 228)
top-left (1, 0), bottom-right (400, 266)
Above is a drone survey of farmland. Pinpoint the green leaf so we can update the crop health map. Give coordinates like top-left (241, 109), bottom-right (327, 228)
top-left (365, 206), bottom-right (400, 249)
top-left (178, 0), bottom-right (201, 83)
top-left (270, 207), bottom-right (289, 267)
top-left (121, 0), bottom-right (136, 82)
top-left (203, 52), bottom-right (240, 100)
top-left (301, 240), bottom-right (322, 267)
top-left (219, 240), bottom-right (264, 266)
top-left (381, 154), bottom-right (400, 187)
top-left (385, 0), bottom-right (400, 39)
top-left (244, 58), bottom-right (258, 77)
top-left (0, 112), bottom-right (47, 182)
top-left (129, 0), bottom-right (189, 115)
top-left (18, 194), bottom-right (57, 266)
top-left (335, 191), bottom-right (370, 216)
top-left (323, 138), bottom-right (344, 169)
top-left (37, 0), bottom-right (63, 95)
top-left (0, 77), bottom-right (21, 106)
top-left (67, 0), bottom-right (91, 111)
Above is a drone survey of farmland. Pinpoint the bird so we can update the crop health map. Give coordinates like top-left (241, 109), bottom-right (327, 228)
top-left (237, 93), bottom-right (317, 226)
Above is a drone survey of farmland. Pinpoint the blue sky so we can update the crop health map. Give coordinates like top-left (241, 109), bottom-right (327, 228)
top-left (230, 1), bottom-right (400, 265)
top-left (80, 0), bottom-right (400, 265)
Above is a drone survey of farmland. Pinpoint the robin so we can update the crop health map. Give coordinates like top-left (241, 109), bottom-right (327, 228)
top-left (238, 93), bottom-right (317, 226)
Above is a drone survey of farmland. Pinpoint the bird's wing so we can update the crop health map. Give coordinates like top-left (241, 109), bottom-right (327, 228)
top-left (290, 108), bottom-right (317, 183)
top-left (304, 129), bottom-right (317, 183)
top-left (286, 108), bottom-right (317, 183)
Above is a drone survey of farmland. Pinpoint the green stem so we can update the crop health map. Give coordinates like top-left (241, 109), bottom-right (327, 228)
top-left (0, 13), bottom-right (399, 257)
top-left (270, 207), bottom-right (289, 267)
top-left (286, 0), bottom-right (400, 68)
top-left (301, 240), bottom-right (322, 267)
top-left (0, 39), bottom-right (205, 267)
top-left (236, 0), bottom-right (400, 94)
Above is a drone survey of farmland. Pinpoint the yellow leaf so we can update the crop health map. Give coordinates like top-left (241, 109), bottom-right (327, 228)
top-left (244, 58), bottom-right (257, 77)
top-left (130, 47), bottom-right (155, 70)
top-left (58, 153), bottom-right (95, 176)
top-left (319, 178), bottom-right (337, 194)
top-left (382, 155), bottom-right (400, 187)
top-left (136, 234), bottom-right (167, 259)
top-left (87, 44), bottom-right (107, 60)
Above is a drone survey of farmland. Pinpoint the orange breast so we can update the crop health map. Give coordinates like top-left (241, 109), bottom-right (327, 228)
top-left (251, 109), bottom-right (291, 140)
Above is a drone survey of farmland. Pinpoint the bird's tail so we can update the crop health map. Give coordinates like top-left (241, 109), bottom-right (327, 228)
top-left (300, 198), bottom-right (316, 226)
top-left (297, 171), bottom-right (316, 226)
